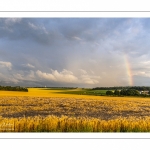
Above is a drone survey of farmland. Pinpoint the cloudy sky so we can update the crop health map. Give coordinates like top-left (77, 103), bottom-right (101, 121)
top-left (0, 18), bottom-right (150, 87)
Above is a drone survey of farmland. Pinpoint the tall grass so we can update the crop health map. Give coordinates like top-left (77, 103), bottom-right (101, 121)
top-left (1, 115), bottom-right (150, 132)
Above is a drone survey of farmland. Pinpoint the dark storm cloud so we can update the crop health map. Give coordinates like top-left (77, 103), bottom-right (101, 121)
top-left (0, 18), bottom-right (63, 45)
top-left (0, 18), bottom-right (150, 87)
top-left (0, 18), bottom-right (128, 46)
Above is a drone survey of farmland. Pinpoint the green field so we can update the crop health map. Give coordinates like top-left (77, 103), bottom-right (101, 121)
top-left (44, 88), bottom-right (107, 96)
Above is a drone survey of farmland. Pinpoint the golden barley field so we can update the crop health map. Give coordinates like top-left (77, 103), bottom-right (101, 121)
top-left (1, 88), bottom-right (150, 132)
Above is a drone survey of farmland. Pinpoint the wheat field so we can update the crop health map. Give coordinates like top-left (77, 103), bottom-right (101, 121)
top-left (1, 88), bottom-right (150, 132)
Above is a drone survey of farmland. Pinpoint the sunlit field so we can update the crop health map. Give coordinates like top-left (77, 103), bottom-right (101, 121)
top-left (1, 88), bottom-right (150, 132)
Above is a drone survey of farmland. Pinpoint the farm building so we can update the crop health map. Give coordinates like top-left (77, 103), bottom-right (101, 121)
top-left (139, 91), bottom-right (149, 95)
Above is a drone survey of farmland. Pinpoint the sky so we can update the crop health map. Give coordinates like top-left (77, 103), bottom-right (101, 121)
top-left (0, 18), bottom-right (150, 87)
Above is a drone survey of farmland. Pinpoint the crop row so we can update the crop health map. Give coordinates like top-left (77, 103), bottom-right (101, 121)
top-left (1, 115), bottom-right (150, 132)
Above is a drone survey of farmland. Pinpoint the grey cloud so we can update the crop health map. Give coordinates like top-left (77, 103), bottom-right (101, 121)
top-left (0, 18), bottom-right (61, 45)
top-left (0, 18), bottom-right (150, 87)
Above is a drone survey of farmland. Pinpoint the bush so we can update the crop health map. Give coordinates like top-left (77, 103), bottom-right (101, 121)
top-left (0, 86), bottom-right (28, 92)
top-left (106, 90), bottom-right (114, 95)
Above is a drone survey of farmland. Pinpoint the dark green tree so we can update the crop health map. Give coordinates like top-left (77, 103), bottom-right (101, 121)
top-left (106, 90), bottom-right (114, 95)
top-left (114, 89), bottom-right (120, 95)
top-left (120, 89), bottom-right (127, 95)
top-left (120, 89), bottom-right (140, 96)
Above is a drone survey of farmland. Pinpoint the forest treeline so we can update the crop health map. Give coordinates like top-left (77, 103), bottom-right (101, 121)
top-left (0, 86), bottom-right (28, 92)
top-left (106, 89), bottom-right (150, 97)
top-left (93, 86), bottom-right (150, 91)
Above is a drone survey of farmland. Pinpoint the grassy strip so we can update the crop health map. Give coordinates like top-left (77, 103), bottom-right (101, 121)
top-left (55, 89), bottom-right (107, 96)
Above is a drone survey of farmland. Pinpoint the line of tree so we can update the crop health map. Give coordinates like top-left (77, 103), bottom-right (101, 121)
top-left (27, 87), bottom-right (78, 89)
top-left (129, 86), bottom-right (150, 91)
top-left (93, 87), bottom-right (126, 90)
top-left (0, 86), bottom-right (28, 92)
top-left (106, 89), bottom-right (150, 96)
top-left (119, 89), bottom-right (140, 96)
top-left (93, 86), bottom-right (150, 91)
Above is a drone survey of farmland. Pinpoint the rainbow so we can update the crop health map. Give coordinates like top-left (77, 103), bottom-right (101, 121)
top-left (124, 54), bottom-right (133, 86)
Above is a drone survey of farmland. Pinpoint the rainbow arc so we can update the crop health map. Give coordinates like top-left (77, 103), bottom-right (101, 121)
top-left (124, 54), bottom-right (133, 86)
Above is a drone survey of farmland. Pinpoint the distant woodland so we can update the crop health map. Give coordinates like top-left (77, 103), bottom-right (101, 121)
top-left (93, 86), bottom-right (150, 91)
top-left (0, 86), bottom-right (28, 92)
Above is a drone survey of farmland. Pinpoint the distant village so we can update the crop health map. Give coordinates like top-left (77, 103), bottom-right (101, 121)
top-left (139, 90), bottom-right (149, 95)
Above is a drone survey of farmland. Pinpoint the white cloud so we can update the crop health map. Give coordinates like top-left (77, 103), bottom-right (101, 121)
top-left (36, 70), bottom-right (56, 81)
top-left (22, 63), bottom-right (35, 68)
top-left (80, 74), bottom-right (100, 84)
top-left (36, 68), bottom-right (102, 85)
top-left (142, 61), bottom-right (150, 65)
top-left (79, 69), bottom-right (87, 75)
top-left (5, 18), bottom-right (21, 25)
top-left (0, 61), bottom-right (12, 70)
top-left (133, 71), bottom-right (150, 78)
top-left (36, 69), bottom-right (78, 83)
top-left (27, 63), bottom-right (35, 68)
top-left (28, 22), bottom-right (39, 30)
top-left (72, 36), bottom-right (82, 41)
top-left (53, 69), bottom-right (78, 82)
top-left (79, 69), bottom-right (100, 84)
top-left (28, 22), bottom-right (49, 35)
